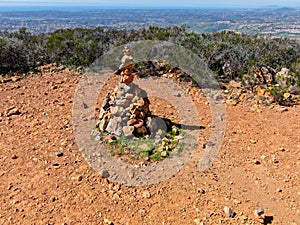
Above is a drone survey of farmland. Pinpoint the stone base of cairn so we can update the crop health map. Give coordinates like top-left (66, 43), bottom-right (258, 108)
top-left (96, 82), bottom-right (155, 139)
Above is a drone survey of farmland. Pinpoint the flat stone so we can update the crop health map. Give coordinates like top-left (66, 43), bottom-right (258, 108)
top-left (125, 93), bottom-right (134, 99)
top-left (115, 98), bottom-right (129, 107)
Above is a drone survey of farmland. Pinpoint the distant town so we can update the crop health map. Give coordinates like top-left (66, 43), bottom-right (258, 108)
top-left (0, 8), bottom-right (300, 39)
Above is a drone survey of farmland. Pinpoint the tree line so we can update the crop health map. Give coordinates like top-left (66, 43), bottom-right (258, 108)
top-left (0, 25), bottom-right (299, 82)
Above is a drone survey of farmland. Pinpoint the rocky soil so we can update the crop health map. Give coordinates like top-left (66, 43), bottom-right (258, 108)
top-left (0, 65), bottom-right (299, 225)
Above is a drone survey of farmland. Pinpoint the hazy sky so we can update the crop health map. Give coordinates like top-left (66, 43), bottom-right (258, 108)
top-left (0, 0), bottom-right (299, 7)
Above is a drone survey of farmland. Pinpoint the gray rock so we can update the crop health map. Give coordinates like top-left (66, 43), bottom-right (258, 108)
top-left (172, 92), bottom-right (181, 97)
top-left (288, 85), bottom-right (299, 94)
top-left (115, 98), bottom-right (129, 107)
top-left (94, 135), bottom-right (101, 142)
top-left (110, 106), bottom-right (124, 116)
top-left (123, 125), bottom-right (135, 137)
top-left (106, 119), bottom-right (122, 136)
top-left (119, 83), bottom-right (131, 92)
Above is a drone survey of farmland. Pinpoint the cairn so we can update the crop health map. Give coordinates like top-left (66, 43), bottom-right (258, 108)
top-left (96, 46), bottom-right (155, 139)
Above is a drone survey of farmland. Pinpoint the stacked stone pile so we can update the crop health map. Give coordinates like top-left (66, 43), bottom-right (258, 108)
top-left (96, 46), bottom-right (162, 139)
top-left (96, 82), bottom-right (152, 138)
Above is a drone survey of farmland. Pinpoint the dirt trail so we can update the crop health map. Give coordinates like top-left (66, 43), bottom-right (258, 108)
top-left (0, 70), bottom-right (299, 225)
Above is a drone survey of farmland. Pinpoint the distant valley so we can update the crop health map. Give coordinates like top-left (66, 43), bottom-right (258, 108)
top-left (0, 8), bottom-right (300, 39)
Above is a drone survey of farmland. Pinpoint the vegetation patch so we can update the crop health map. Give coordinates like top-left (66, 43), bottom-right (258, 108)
top-left (99, 121), bottom-right (185, 166)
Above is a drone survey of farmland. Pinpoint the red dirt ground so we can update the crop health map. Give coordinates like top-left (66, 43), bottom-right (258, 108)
top-left (0, 67), bottom-right (299, 225)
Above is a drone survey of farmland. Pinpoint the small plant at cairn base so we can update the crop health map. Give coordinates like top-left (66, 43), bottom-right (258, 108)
top-left (94, 46), bottom-right (184, 165)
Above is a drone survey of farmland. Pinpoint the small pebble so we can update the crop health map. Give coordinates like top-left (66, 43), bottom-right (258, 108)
top-left (50, 197), bottom-right (56, 202)
top-left (254, 159), bottom-right (260, 165)
top-left (138, 209), bottom-right (146, 216)
top-left (11, 155), bottom-right (18, 159)
top-left (260, 155), bottom-right (267, 160)
top-left (279, 147), bottom-right (285, 152)
top-left (197, 188), bottom-right (205, 194)
top-left (142, 190), bottom-right (151, 198)
top-left (52, 162), bottom-right (59, 167)
top-left (104, 218), bottom-right (113, 225)
top-left (77, 175), bottom-right (83, 181)
top-left (193, 218), bottom-right (204, 225)
top-left (233, 199), bottom-right (241, 204)
top-left (71, 176), bottom-right (83, 181)
top-left (112, 193), bottom-right (120, 200)
top-left (161, 151), bottom-right (167, 157)
top-left (100, 170), bottom-right (110, 178)
top-left (224, 206), bottom-right (235, 218)
top-left (56, 152), bottom-right (64, 157)
top-left (256, 205), bottom-right (264, 216)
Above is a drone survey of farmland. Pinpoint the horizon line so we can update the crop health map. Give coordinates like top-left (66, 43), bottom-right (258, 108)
top-left (0, 5), bottom-right (300, 11)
